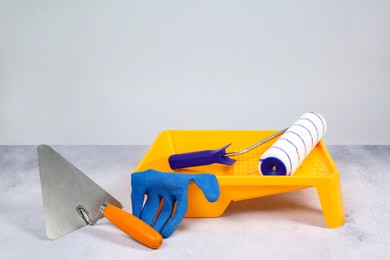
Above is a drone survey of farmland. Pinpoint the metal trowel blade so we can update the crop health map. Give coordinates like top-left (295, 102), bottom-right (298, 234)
top-left (37, 145), bottom-right (122, 240)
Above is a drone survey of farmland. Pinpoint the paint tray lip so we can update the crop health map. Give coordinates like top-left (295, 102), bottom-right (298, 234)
top-left (135, 129), bottom-right (340, 183)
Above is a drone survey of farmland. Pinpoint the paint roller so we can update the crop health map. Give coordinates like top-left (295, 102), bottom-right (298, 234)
top-left (169, 112), bottom-right (326, 176)
top-left (259, 112), bottom-right (327, 176)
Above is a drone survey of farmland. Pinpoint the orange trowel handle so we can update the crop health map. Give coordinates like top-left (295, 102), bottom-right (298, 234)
top-left (103, 205), bottom-right (163, 249)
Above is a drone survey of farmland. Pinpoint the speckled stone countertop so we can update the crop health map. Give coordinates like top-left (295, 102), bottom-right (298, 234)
top-left (1, 145), bottom-right (389, 259)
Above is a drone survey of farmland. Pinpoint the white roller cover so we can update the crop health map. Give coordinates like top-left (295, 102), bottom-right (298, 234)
top-left (258, 112), bottom-right (327, 176)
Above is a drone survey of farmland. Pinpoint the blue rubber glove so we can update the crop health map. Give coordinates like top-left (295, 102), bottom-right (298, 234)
top-left (131, 169), bottom-right (220, 238)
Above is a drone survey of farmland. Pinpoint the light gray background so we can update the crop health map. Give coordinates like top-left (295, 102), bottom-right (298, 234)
top-left (1, 0), bottom-right (389, 145)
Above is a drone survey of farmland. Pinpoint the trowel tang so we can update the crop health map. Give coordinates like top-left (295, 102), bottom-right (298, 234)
top-left (76, 203), bottom-right (162, 249)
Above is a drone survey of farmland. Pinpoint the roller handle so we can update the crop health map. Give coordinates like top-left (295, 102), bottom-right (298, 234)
top-left (103, 205), bottom-right (163, 249)
top-left (168, 144), bottom-right (236, 169)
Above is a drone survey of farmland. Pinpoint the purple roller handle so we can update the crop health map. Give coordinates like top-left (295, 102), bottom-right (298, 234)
top-left (168, 144), bottom-right (236, 169)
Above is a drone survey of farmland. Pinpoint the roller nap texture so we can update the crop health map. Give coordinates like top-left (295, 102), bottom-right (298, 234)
top-left (259, 112), bottom-right (327, 176)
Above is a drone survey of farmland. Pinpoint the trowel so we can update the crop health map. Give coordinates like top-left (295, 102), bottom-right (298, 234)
top-left (37, 145), bottom-right (162, 249)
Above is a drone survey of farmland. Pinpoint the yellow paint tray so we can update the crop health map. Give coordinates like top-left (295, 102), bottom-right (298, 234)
top-left (134, 130), bottom-right (345, 228)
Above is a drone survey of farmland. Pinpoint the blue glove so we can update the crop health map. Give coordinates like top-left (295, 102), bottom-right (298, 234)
top-left (131, 169), bottom-right (220, 238)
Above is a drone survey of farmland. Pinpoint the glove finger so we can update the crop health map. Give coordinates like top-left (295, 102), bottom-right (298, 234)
top-left (131, 191), bottom-right (144, 218)
top-left (161, 193), bottom-right (188, 238)
top-left (140, 193), bottom-right (161, 226)
top-left (153, 196), bottom-right (174, 232)
top-left (191, 174), bottom-right (220, 202)
top-left (131, 181), bottom-right (145, 218)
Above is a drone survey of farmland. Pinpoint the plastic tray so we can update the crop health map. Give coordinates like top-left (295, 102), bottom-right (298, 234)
top-left (134, 130), bottom-right (345, 228)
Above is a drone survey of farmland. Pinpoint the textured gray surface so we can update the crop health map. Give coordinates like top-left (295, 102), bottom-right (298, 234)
top-left (0, 145), bottom-right (389, 259)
